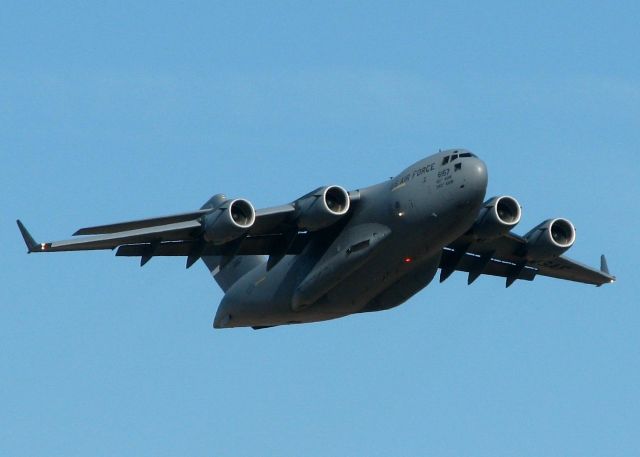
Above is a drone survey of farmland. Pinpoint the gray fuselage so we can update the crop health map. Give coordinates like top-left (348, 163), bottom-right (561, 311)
top-left (214, 149), bottom-right (488, 328)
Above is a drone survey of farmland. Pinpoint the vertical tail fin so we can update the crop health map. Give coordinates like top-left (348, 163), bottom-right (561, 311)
top-left (201, 255), bottom-right (264, 292)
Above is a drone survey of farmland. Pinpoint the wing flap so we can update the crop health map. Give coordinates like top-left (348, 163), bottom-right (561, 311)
top-left (450, 233), bottom-right (527, 263)
top-left (115, 232), bottom-right (311, 257)
top-left (440, 248), bottom-right (537, 282)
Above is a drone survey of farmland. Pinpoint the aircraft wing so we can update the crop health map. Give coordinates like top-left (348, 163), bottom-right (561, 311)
top-left (17, 188), bottom-right (360, 267)
top-left (69, 204), bottom-right (299, 240)
top-left (16, 203), bottom-right (311, 264)
top-left (440, 232), bottom-right (615, 287)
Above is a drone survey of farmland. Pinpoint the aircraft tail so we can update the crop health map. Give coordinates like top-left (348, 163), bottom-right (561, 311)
top-left (201, 255), bottom-right (264, 292)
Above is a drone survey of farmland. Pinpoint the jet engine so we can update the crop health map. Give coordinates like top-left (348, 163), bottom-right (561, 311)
top-left (524, 218), bottom-right (576, 260)
top-left (295, 185), bottom-right (351, 231)
top-left (202, 198), bottom-right (255, 244)
top-left (471, 195), bottom-right (522, 239)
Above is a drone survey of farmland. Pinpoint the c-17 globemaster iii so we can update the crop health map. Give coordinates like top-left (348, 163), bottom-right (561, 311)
top-left (17, 149), bottom-right (614, 329)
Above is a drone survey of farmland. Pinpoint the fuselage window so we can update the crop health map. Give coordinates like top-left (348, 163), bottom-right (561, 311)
top-left (441, 156), bottom-right (450, 165)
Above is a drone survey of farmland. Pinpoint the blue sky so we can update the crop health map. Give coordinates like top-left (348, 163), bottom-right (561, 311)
top-left (2, 1), bottom-right (639, 456)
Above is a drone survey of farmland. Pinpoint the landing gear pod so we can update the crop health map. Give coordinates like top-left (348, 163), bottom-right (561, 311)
top-left (291, 223), bottom-right (391, 310)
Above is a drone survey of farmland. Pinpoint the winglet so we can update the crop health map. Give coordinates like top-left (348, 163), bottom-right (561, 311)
top-left (600, 254), bottom-right (610, 275)
top-left (599, 254), bottom-right (616, 286)
top-left (16, 220), bottom-right (40, 253)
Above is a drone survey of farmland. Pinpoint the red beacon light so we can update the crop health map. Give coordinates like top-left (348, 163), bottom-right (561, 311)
top-left (403, 257), bottom-right (413, 263)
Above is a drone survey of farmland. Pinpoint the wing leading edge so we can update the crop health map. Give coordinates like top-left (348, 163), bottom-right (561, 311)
top-left (16, 203), bottom-right (304, 261)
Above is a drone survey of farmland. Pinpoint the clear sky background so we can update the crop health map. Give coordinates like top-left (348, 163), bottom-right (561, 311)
top-left (2, 1), bottom-right (639, 456)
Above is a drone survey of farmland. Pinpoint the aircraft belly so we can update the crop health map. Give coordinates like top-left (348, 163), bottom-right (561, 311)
top-left (317, 244), bottom-right (442, 315)
top-left (214, 246), bottom-right (362, 328)
top-left (215, 225), bottom-right (395, 327)
top-left (213, 255), bottom-right (305, 328)
top-left (360, 252), bottom-right (441, 313)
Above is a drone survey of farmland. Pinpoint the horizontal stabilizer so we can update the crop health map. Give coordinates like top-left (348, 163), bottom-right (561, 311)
top-left (73, 209), bottom-right (211, 235)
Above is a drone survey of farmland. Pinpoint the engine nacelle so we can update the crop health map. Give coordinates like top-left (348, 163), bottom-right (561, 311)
top-left (203, 198), bottom-right (255, 245)
top-left (472, 195), bottom-right (522, 239)
top-left (524, 218), bottom-right (576, 260)
top-left (295, 185), bottom-right (351, 231)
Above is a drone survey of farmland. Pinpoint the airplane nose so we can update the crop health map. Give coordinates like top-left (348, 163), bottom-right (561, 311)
top-left (460, 157), bottom-right (488, 205)
top-left (469, 157), bottom-right (488, 191)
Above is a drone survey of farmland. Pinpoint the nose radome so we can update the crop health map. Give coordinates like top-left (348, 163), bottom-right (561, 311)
top-left (467, 156), bottom-right (488, 191)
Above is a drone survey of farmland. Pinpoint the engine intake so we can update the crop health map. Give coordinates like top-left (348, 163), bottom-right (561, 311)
top-left (472, 195), bottom-right (522, 239)
top-left (295, 185), bottom-right (351, 231)
top-left (524, 218), bottom-right (576, 260)
top-left (203, 198), bottom-right (255, 244)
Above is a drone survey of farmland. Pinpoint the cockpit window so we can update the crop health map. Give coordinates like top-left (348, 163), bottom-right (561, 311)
top-left (442, 152), bottom-right (475, 165)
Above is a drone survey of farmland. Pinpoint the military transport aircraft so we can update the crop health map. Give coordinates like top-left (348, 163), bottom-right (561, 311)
top-left (17, 149), bottom-right (614, 329)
